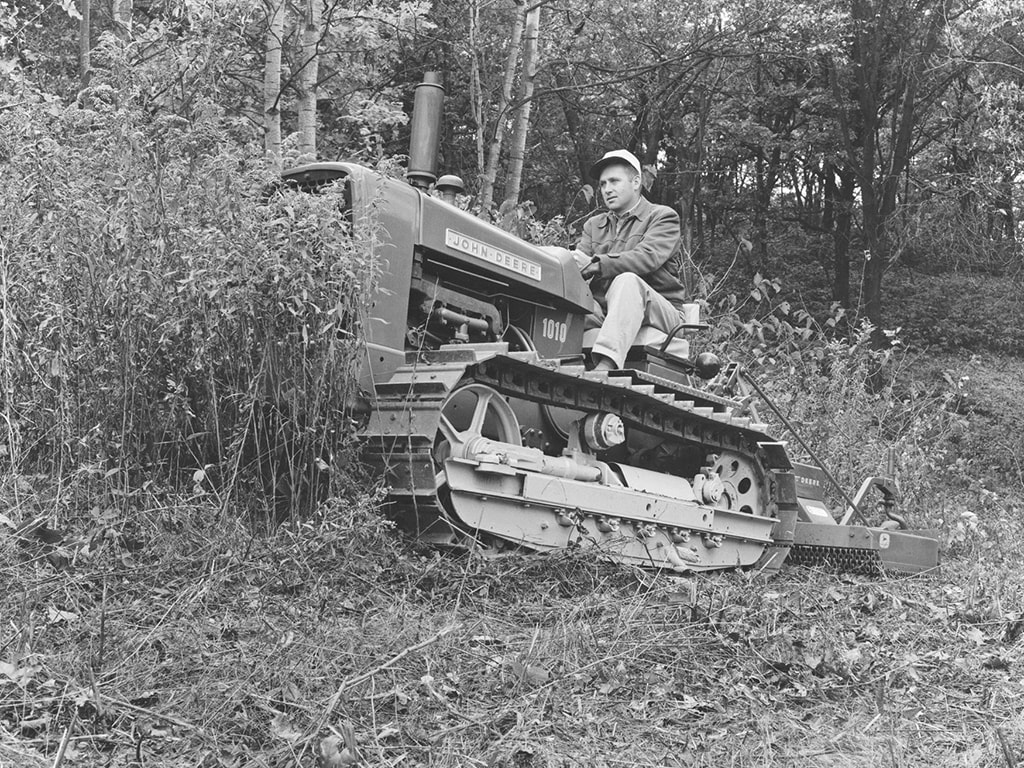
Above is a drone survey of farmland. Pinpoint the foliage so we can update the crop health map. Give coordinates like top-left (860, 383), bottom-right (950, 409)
top-left (4, 0), bottom-right (1022, 339)
top-left (698, 275), bottom-right (979, 528)
top-left (885, 271), bottom-right (1024, 354)
top-left (0, 46), bottom-right (375, 517)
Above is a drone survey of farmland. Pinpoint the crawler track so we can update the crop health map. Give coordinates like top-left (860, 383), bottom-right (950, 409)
top-left (363, 347), bottom-right (800, 572)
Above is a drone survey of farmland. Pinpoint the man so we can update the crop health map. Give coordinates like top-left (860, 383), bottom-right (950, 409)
top-left (574, 149), bottom-right (688, 371)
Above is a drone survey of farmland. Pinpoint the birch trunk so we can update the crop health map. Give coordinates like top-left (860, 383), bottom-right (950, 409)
top-left (297, 0), bottom-right (323, 160)
top-left (478, 0), bottom-right (526, 211)
top-left (112, 0), bottom-right (132, 39)
top-left (263, 0), bottom-right (286, 172)
top-left (501, 4), bottom-right (540, 209)
top-left (468, 0), bottom-right (485, 174)
top-left (79, 0), bottom-right (90, 87)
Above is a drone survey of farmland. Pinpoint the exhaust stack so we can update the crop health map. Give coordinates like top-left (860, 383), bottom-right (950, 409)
top-left (406, 72), bottom-right (445, 189)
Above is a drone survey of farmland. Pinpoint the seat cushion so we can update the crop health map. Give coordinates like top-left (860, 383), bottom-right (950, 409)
top-left (582, 326), bottom-right (689, 359)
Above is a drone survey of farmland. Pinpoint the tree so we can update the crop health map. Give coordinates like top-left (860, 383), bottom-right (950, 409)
top-left (112, 0), bottom-right (132, 39)
top-left (78, 0), bottom-right (90, 86)
top-left (264, 0), bottom-right (286, 171)
top-left (502, 3), bottom-right (541, 207)
top-left (826, 0), bottom-right (964, 342)
top-left (478, 0), bottom-right (527, 211)
top-left (296, 0), bottom-right (323, 159)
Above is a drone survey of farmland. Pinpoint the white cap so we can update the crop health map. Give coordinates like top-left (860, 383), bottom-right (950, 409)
top-left (589, 149), bottom-right (642, 180)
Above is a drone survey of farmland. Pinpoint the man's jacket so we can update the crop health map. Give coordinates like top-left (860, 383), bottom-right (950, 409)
top-left (577, 196), bottom-right (687, 309)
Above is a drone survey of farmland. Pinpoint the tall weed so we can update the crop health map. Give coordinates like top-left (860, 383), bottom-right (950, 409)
top-left (0, 44), bottom-right (375, 519)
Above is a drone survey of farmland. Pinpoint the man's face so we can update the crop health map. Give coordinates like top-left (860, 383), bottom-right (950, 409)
top-left (599, 164), bottom-right (642, 214)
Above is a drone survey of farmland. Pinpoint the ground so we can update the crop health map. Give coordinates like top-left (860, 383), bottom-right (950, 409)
top-left (2, 496), bottom-right (1022, 768)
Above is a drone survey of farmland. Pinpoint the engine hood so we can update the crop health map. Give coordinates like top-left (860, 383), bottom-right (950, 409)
top-left (416, 193), bottom-right (592, 314)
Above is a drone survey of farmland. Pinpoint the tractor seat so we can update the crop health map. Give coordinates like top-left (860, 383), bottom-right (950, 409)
top-left (582, 325), bottom-right (690, 363)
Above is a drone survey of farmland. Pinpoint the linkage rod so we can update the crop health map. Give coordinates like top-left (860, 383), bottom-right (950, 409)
top-left (739, 370), bottom-right (868, 525)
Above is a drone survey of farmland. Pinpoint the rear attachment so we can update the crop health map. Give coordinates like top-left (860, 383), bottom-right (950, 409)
top-left (791, 463), bottom-right (939, 574)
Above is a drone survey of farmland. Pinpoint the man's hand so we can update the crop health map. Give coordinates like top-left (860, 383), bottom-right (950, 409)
top-left (580, 258), bottom-right (601, 280)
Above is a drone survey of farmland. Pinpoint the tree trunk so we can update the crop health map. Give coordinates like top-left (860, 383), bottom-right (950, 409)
top-left (112, 0), bottom-right (132, 39)
top-left (478, 0), bottom-right (526, 212)
top-left (828, 164), bottom-right (855, 308)
top-left (79, 0), bottom-right (90, 87)
top-left (552, 65), bottom-right (589, 185)
top-left (752, 148), bottom-right (781, 274)
top-left (860, 193), bottom-right (887, 340)
top-left (264, 0), bottom-right (286, 172)
top-left (830, 0), bottom-right (949, 346)
top-left (641, 113), bottom-right (663, 196)
top-left (296, 0), bottom-right (323, 161)
top-left (676, 92), bottom-right (711, 296)
top-left (468, 0), bottom-right (486, 175)
top-left (993, 166), bottom-right (1015, 242)
top-left (501, 4), bottom-right (541, 208)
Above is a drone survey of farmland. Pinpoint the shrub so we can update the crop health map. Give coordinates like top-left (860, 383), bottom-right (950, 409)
top-left (0, 47), bottom-right (375, 518)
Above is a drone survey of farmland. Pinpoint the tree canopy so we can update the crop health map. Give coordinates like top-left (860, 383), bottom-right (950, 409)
top-left (2, 0), bottom-right (1022, 343)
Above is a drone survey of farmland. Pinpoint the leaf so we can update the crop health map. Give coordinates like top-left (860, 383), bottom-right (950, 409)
top-left (965, 626), bottom-right (986, 646)
top-left (641, 166), bottom-right (657, 191)
top-left (318, 735), bottom-right (349, 767)
top-left (269, 713), bottom-right (302, 743)
top-left (840, 647), bottom-right (863, 665)
top-left (0, 661), bottom-right (21, 683)
top-left (510, 660), bottom-right (550, 686)
top-left (320, 722), bottom-right (360, 767)
top-left (982, 654), bottom-right (1011, 671)
top-left (58, 0), bottom-right (82, 20)
top-left (0, 660), bottom-right (36, 689)
top-left (47, 607), bottom-right (79, 624)
top-left (678, 694), bottom-right (702, 711)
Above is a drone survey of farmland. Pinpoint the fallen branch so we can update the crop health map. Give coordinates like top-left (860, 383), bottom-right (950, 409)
top-left (318, 622), bottom-right (462, 729)
top-left (100, 693), bottom-right (203, 734)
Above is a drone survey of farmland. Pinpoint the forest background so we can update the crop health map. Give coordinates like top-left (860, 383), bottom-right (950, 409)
top-left (1, 0), bottom-right (1023, 766)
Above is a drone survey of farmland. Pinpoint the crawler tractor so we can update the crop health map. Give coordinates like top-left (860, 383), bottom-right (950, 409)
top-left (282, 74), bottom-right (939, 575)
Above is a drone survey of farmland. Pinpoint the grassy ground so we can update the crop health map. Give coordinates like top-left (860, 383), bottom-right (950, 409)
top-left (2, 487), bottom-right (1022, 768)
top-left (2, 354), bottom-right (1022, 768)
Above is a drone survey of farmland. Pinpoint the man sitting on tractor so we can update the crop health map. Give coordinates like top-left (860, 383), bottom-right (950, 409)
top-left (570, 149), bottom-right (689, 371)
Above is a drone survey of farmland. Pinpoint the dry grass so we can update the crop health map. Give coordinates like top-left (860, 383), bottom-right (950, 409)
top-left (2, 476), bottom-right (1023, 768)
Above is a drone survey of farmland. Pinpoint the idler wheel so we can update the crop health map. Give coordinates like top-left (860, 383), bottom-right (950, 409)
top-left (434, 383), bottom-right (522, 473)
